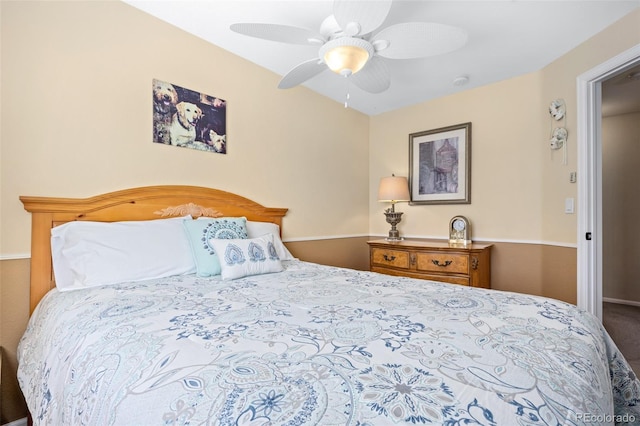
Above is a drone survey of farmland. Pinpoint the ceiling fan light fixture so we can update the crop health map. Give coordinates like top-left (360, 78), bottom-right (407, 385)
top-left (320, 37), bottom-right (373, 76)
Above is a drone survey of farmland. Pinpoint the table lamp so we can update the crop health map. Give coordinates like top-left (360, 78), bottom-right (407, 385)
top-left (378, 174), bottom-right (410, 241)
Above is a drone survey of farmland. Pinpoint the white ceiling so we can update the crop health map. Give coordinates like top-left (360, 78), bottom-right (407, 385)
top-left (125, 0), bottom-right (639, 116)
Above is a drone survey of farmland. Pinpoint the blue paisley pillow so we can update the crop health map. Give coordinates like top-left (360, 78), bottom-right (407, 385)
top-left (209, 234), bottom-right (283, 280)
top-left (183, 217), bottom-right (248, 276)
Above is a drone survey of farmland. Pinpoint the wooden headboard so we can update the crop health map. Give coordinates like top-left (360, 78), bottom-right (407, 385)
top-left (20, 185), bottom-right (288, 314)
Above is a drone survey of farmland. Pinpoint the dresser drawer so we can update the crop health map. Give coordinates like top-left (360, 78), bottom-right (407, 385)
top-left (416, 252), bottom-right (468, 274)
top-left (368, 239), bottom-right (492, 289)
top-left (371, 248), bottom-right (410, 269)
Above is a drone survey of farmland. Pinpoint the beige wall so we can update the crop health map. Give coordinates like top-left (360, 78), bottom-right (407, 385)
top-left (369, 72), bottom-right (544, 241)
top-left (602, 112), bottom-right (640, 303)
top-left (1, 1), bottom-right (638, 422)
top-left (370, 8), bottom-right (640, 247)
top-left (369, 8), bottom-right (640, 304)
top-left (287, 237), bottom-right (371, 271)
top-left (0, 0), bottom-right (370, 257)
top-left (0, 260), bottom-right (30, 422)
top-left (539, 9), bottom-right (640, 244)
top-left (1, 1), bottom-right (370, 422)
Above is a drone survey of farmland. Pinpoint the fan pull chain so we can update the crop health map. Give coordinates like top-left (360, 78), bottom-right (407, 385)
top-left (344, 75), bottom-right (350, 108)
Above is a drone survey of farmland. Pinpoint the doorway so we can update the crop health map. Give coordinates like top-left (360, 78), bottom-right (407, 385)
top-left (577, 44), bottom-right (640, 320)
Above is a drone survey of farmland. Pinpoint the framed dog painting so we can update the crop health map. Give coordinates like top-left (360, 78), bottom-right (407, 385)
top-left (152, 79), bottom-right (226, 154)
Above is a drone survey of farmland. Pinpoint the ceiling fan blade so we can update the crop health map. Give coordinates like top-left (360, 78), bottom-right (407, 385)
top-left (333, 0), bottom-right (392, 36)
top-left (230, 23), bottom-right (324, 45)
top-left (278, 59), bottom-right (327, 89)
top-left (350, 56), bottom-right (390, 94)
top-left (372, 22), bottom-right (468, 59)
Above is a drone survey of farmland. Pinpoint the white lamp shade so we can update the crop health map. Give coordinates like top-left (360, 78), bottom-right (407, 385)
top-left (378, 176), bottom-right (410, 202)
top-left (320, 37), bottom-right (374, 76)
top-left (324, 45), bottom-right (369, 75)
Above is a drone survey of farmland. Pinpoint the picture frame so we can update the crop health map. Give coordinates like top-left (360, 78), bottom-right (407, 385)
top-left (408, 122), bottom-right (471, 205)
top-left (152, 78), bottom-right (227, 154)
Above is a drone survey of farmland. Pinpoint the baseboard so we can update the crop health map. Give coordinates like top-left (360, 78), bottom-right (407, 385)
top-left (603, 297), bottom-right (640, 307)
top-left (2, 418), bottom-right (28, 426)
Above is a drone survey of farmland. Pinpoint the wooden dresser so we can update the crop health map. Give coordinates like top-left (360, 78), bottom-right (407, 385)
top-left (367, 239), bottom-right (492, 288)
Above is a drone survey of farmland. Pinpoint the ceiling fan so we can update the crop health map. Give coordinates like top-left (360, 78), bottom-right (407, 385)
top-left (230, 0), bottom-right (468, 94)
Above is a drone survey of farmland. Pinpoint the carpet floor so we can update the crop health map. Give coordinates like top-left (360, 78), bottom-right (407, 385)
top-left (603, 302), bottom-right (640, 376)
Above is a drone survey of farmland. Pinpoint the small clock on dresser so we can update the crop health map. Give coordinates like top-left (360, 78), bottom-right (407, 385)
top-left (449, 216), bottom-right (471, 244)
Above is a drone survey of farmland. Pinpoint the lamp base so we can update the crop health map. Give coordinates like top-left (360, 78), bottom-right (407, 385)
top-left (384, 210), bottom-right (404, 242)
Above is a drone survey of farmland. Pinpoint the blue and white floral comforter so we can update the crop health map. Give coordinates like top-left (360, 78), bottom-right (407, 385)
top-left (18, 260), bottom-right (640, 425)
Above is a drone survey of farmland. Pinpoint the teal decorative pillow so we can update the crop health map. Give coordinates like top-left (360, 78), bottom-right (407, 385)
top-left (209, 234), bottom-right (283, 280)
top-left (183, 217), bottom-right (248, 276)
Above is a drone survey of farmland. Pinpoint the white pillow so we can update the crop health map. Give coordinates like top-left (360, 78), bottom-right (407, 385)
top-left (245, 220), bottom-right (295, 260)
top-left (183, 217), bottom-right (248, 277)
top-left (51, 216), bottom-right (196, 291)
top-left (209, 234), bottom-right (284, 280)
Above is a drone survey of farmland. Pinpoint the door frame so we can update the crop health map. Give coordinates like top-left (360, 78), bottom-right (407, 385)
top-left (576, 44), bottom-right (640, 320)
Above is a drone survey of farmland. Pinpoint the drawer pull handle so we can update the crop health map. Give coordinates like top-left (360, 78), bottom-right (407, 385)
top-left (471, 257), bottom-right (479, 270)
top-left (383, 254), bottom-right (396, 262)
top-left (432, 260), bottom-right (452, 267)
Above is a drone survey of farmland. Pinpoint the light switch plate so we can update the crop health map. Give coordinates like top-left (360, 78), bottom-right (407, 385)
top-left (565, 197), bottom-right (575, 214)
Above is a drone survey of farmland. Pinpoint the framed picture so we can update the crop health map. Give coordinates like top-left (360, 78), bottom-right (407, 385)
top-left (408, 122), bottom-right (471, 205)
top-left (152, 78), bottom-right (227, 154)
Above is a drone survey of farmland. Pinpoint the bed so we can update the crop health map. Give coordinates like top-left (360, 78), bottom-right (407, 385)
top-left (17, 186), bottom-right (640, 425)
